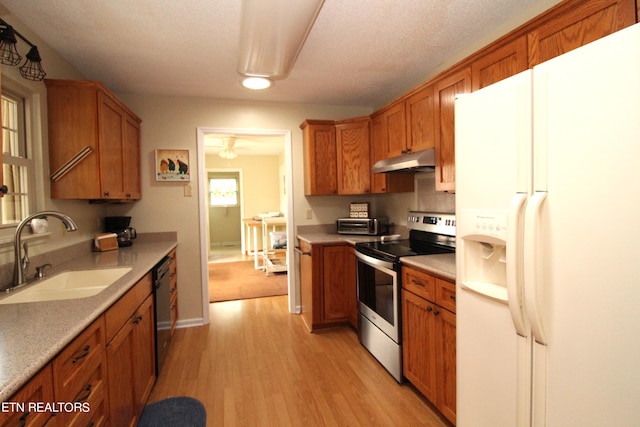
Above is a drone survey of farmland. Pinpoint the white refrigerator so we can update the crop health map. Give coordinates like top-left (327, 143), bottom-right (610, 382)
top-left (455, 23), bottom-right (640, 427)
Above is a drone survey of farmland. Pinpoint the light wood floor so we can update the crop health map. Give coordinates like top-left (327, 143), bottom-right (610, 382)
top-left (148, 296), bottom-right (451, 427)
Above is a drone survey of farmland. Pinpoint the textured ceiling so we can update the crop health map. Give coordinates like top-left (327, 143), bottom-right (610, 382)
top-left (0, 0), bottom-right (561, 109)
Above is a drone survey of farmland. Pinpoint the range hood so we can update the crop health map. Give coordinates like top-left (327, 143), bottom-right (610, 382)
top-left (371, 148), bottom-right (436, 173)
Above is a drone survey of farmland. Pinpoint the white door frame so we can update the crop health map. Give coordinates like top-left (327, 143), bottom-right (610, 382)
top-left (196, 127), bottom-right (296, 324)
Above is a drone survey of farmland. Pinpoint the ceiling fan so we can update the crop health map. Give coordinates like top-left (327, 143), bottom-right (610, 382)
top-left (205, 134), bottom-right (285, 158)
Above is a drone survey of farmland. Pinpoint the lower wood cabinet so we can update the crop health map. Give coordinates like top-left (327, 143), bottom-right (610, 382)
top-left (0, 365), bottom-right (54, 427)
top-left (402, 266), bottom-right (456, 424)
top-left (105, 273), bottom-right (155, 427)
top-left (299, 240), bottom-right (357, 331)
top-left (0, 266), bottom-right (165, 427)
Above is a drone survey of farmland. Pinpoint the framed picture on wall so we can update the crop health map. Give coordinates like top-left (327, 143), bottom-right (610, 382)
top-left (155, 149), bottom-right (190, 181)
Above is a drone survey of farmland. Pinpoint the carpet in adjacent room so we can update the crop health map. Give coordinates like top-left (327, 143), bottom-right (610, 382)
top-left (209, 260), bottom-right (287, 303)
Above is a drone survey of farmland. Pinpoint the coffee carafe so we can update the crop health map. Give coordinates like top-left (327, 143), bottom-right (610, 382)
top-left (104, 216), bottom-right (137, 247)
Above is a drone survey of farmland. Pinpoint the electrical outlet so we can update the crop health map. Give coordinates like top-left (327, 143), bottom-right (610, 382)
top-left (306, 208), bottom-right (312, 219)
top-left (184, 184), bottom-right (193, 197)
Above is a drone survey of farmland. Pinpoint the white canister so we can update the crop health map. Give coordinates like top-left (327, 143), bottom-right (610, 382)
top-left (30, 218), bottom-right (48, 234)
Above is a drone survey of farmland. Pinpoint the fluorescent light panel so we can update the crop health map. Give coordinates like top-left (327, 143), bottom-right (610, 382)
top-left (237, 0), bottom-right (325, 82)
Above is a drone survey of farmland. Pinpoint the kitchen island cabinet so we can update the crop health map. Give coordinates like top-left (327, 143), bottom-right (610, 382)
top-left (298, 239), bottom-right (357, 331)
top-left (402, 265), bottom-right (456, 424)
top-left (45, 79), bottom-right (142, 201)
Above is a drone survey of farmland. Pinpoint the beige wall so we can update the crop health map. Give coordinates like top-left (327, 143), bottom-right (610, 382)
top-left (104, 95), bottom-right (371, 323)
top-left (0, 13), bottom-right (103, 268)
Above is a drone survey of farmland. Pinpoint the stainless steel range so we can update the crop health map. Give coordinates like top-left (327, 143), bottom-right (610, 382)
top-left (355, 211), bottom-right (456, 382)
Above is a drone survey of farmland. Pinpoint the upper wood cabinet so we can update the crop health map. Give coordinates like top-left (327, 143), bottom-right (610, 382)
top-left (370, 113), bottom-right (414, 194)
top-left (528, 0), bottom-right (636, 67)
top-left (433, 67), bottom-right (471, 192)
top-left (471, 36), bottom-right (529, 91)
top-left (336, 117), bottom-right (371, 195)
top-left (405, 84), bottom-right (436, 153)
top-left (301, 120), bottom-right (337, 195)
top-left (378, 101), bottom-right (407, 158)
top-left (45, 79), bottom-right (142, 201)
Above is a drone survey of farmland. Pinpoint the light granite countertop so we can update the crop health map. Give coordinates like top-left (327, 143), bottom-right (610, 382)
top-left (0, 235), bottom-right (177, 402)
top-left (296, 232), bottom-right (456, 282)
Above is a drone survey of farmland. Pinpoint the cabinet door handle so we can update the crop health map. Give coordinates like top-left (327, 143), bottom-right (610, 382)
top-left (18, 411), bottom-right (30, 427)
top-left (133, 315), bottom-right (143, 324)
top-left (103, 191), bottom-right (110, 197)
top-left (72, 345), bottom-right (91, 363)
top-left (426, 306), bottom-right (433, 312)
top-left (75, 383), bottom-right (92, 402)
top-left (434, 309), bottom-right (440, 316)
top-left (450, 295), bottom-right (456, 301)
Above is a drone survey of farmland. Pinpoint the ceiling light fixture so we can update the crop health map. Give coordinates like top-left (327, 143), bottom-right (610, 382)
top-left (219, 137), bottom-right (239, 159)
top-left (237, 0), bottom-right (325, 89)
top-left (0, 18), bottom-right (46, 82)
top-left (241, 76), bottom-right (273, 90)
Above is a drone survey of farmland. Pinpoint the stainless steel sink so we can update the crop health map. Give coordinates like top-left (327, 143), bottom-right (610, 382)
top-left (0, 267), bottom-right (132, 304)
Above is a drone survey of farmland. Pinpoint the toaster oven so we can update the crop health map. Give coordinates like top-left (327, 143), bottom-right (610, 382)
top-left (336, 217), bottom-right (389, 235)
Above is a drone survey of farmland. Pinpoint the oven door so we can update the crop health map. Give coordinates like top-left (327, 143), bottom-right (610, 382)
top-left (355, 250), bottom-right (400, 343)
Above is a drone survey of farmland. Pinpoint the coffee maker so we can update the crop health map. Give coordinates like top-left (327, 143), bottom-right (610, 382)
top-left (104, 216), bottom-right (137, 247)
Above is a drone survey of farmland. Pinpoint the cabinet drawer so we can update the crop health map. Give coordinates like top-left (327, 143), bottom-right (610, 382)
top-left (0, 365), bottom-right (54, 427)
top-left (436, 279), bottom-right (456, 313)
top-left (402, 266), bottom-right (436, 301)
top-left (48, 364), bottom-right (108, 427)
top-left (52, 318), bottom-right (106, 402)
top-left (105, 272), bottom-right (152, 342)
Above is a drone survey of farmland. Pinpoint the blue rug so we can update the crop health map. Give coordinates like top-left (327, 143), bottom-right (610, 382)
top-left (139, 396), bottom-right (206, 427)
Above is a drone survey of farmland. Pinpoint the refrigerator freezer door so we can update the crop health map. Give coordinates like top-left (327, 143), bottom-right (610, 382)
top-left (455, 70), bottom-right (533, 427)
top-left (530, 23), bottom-right (640, 427)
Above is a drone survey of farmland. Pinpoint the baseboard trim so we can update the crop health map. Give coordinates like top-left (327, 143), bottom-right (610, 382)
top-left (176, 317), bottom-right (206, 328)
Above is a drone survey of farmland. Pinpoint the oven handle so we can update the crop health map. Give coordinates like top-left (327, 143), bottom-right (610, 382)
top-left (355, 250), bottom-right (396, 272)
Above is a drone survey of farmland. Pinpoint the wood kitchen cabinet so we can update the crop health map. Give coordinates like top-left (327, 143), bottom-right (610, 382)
top-left (0, 365), bottom-right (54, 427)
top-left (105, 273), bottom-right (155, 427)
top-left (335, 117), bottom-right (371, 195)
top-left (370, 110), bottom-right (415, 194)
top-left (402, 266), bottom-right (456, 424)
top-left (45, 79), bottom-right (142, 201)
top-left (471, 35), bottom-right (529, 91)
top-left (299, 240), bottom-right (358, 331)
top-left (432, 66), bottom-right (471, 192)
top-left (527, 0), bottom-right (636, 67)
top-left (301, 120), bottom-right (337, 195)
top-left (50, 317), bottom-right (109, 427)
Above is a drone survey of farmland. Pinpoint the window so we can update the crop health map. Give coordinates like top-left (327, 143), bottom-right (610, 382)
top-left (209, 178), bottom-right (238, 206)
top-left (1, 88), bottom-right (34, 226)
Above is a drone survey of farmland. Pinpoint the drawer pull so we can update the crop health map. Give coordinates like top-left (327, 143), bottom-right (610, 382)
top-left (426, 306), bottom-right (433, 312)
top-left (19, 411), bottom-right (30, 427)
top-left (72, 345), bottom-right (91, 363)
top-left (450, 295), bottom-right (456, 301)
top-left (411, 279), bottom-right (425, 287)
top-left (76, 384), bottom-right (92, 402)
top-left (133, 315), bottom-right (143, 324)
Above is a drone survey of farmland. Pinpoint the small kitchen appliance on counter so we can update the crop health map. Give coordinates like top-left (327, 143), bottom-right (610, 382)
top-left (336, 217), bottom-right (390, 235)
top-left (104, 216), bottom-right (137, 247)
top-left (354, 211), bottom-right (456, 382)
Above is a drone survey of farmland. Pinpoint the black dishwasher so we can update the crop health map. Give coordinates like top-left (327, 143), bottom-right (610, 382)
top-left (153, 256), bottom-right (172, 375)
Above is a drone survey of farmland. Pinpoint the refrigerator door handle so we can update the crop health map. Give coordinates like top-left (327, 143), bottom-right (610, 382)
top-left (507, 192), bottom-right (528, 337)
top-left (524, 191), bottom-right (548, 345)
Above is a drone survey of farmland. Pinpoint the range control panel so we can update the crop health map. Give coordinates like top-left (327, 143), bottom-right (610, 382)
top-left (407, 211), bottom-right (456, 236)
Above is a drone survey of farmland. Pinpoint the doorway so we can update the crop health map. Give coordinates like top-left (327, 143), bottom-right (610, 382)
top-left (197, 128), bottom-right (295, 320)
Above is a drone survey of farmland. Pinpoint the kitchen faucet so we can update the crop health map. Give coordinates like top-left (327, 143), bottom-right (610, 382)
top-left (12, 211), bottom-right (78, 288)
